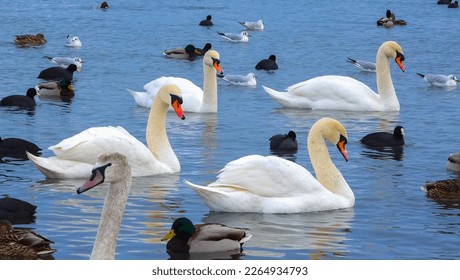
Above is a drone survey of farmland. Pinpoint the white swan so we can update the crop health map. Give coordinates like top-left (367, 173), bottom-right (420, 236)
top-left (263, 41), bottom-right (405, 111)
top-left (27, 84), bottom-right (185, 178)
top-left (128, 50), bottom-right (223, 113)
top-left (185, 117), bottom-right (353, 213)
top-left (77, 152), bottom-right (131, 260)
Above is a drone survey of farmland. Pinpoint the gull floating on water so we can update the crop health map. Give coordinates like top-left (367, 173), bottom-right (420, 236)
top-left (347, 58), bottom-right (376, 72)
top-left (416, 73), bottom-right (459, 87)
top-left (238, 19), bottom-right (264, 30)
top-left (43, 56), bottom-right (84, 71)
top-left (217, 31), bottom-right (250, 43)
top-left (220, 73), bottom-right (257, 86)
top-left (66, 35), bottom-right (82, 48)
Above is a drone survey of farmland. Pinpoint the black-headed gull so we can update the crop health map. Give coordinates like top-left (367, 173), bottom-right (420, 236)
top-left (416, 73), bottom-right (459, 87)
top-left (44, 56), bottom-right (84, 71)
top-left (217, 31), bottom-right (250, 43)
top-left (347, 58), bottom-right (376, 72)
top-left (238, 19), bottom-right (264, 30)
top-left (221, 73), bottom-right (257, 86)
top-left (66, 35), bottom-right (82, 48)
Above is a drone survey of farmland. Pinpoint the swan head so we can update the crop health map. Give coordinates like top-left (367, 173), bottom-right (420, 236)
top-left (161, 217), bottom-right (195, 241)
top-left (76, 152), bottom-right (131, 194)
top-left (311, 118), bottom-right (348, 161)
top-left (157, 84), bottom-right (185, 120)
top-left (204, 50), bottom-right (224, 75)
top-left (381, 41), bottom-right (405, 72)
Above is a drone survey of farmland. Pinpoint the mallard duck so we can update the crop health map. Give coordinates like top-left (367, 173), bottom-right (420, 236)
top-left (14, 34), bottom-right (46, 47)
top-left (199, 15), bottom-right (213, 26)
top-left (196, 43), bottom-right (212, 56)
top-left (164, 44), bottom-right (201, 61)
top-left (36, 79), bottom-right (75, 98)
top-left (0, 197), bottom-right (36, 224)
top-left (0, 88), bottom-right (37, 108)
top-left (269, 130), bottom-right (298, 151)
top-left (255, 55), bottom-right (278, 70)
top-left (0, 137), bottom-right (41, 158)
top-left (422, 179), bottom-right (460, 200)
top-left (360, 126), bottom-right (405, 147)
top-left (446, 153), bottom-right (460, 172)
top-left (0, 220), bottom-right (55, 260)
top-left (161, 217), bottom-right (252, 254)
top-left (37, 64), bottom-right (77, 81)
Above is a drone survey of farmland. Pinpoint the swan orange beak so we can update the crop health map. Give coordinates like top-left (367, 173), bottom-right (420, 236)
top-left (336, 135), bottom-right (348, 162)
top-left (213, 58), bottom-right (223, 75)
top-left (395, 52), bottom-right (405, 72)
top-left (172, 98), bottom-right (185, 120)
top-left (161, 229), bottom-right (176, 241)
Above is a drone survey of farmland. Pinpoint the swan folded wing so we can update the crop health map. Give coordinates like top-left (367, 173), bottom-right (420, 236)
top-left (143, 76), bottom-right (203, 111)
top-left (214, 155), bottom-right (322, 196)
top-left (285, 76), bottom-right (381, 110)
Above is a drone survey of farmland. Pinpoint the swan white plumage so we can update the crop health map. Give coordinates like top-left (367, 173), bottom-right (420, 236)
top-left (185, 117), bottom-right (353, 213)
top-left (77, 152), bottom-right (131, 260)
top-left (263, 41), bottom-right (405, 111)
top-left (27, 84), bottom-right (185, 178)
top-left (127, 50), bottom-right (223, 113)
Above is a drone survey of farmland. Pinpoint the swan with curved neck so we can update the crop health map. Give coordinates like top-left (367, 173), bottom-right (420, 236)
top-left (77, 152), bottom-right (131, 260)
top-left (27, 84), bottom-right (185, 178)
top-left (263, 41), bottom-right (405, 111)
top-left (128, 50), bottom-right (223, 113)
top-left (185, 118), bottom-right (354, 213)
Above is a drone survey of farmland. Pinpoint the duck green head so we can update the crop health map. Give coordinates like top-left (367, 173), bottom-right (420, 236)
top-left (161, 217), bottom-right (196, 241)
top-left (184, 44), bottom-right (200, 55)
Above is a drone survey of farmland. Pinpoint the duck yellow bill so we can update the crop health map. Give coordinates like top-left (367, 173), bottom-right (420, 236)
top-left (161, 229), bottom-right (176, 241)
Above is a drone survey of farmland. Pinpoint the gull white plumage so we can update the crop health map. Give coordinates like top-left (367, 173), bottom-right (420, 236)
top-left (27, 84), bottom-right (185, 178)
top-left (127, 50), bottom-right (223, 112)
top-left (185, 118), bottom-right (353, 213)
top-left (263, 41), bottom-right (405, 111)
top-left (416, 73), bottom-right (459, 87)
top-left (221, 73), bottom-right (256, 86)
top-left (66, 35), bottom-right (82, 48)
top-left (217, 31), bottom-right (250, 43)
top-left (44, 56), bottom-right (84, 71)
top-left (346, 58), bottom-right (376, 72)
top-left (238, 19), bottom-right (264, 30)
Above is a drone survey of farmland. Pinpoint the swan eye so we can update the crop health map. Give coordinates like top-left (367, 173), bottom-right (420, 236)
top-left (170, 94), bottom-right (183, 105)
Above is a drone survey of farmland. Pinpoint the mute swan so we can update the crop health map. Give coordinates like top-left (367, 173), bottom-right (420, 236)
top-left (199, 15), bottom-right (213, 26)
top-left (360, 126), bottom-right (404, 147)
top-left (27, 84), bottom-right (185, 178)
top-left (263, 41), bottom-right (405, 111)
top-left (185, 118), bottom-right (353, 213)
top-left (0, 220), bottom-right (55, 260)
top-left (77, 152), bottom-right (131, 260)
top-left (269, 130), bottom-right (298, 151)
top-left (238, 19), bottom-right (264, 30)
top-left (161, 217), bottom-right (252, 254)
top-left (255, 55), bottom-right (278, 70)
top-left (127, 50), bottom-right (223, 112)
top-left (37, 64), bottom-right (77, 81)
top-left (0, 88), bottom-right (37, 108)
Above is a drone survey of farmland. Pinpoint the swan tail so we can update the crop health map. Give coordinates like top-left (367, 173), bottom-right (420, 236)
top-left (126, 88), bottom-right (151, 108)
top-left (416, 73), bottom-right (425, 78)
top-left (26, 151), bottom-right (92, 179)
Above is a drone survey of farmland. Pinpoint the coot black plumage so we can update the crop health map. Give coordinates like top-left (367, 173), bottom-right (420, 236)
top-left (37, 64), bottom-right (77, 81)
top-left (360, 126), bottom-right (404, 147)
top-left (199, 15), bottom-right (213, 26)
top-left (269, 130), bottom-right (298, 151)
top-left (0, 197), bottom-right (37, 224)
top-left (255, 55), bottom-right (278, 70)
top-left (0, 88), bottom-right (37, 108)
top-left (0, 137), bottom-right (41, 158)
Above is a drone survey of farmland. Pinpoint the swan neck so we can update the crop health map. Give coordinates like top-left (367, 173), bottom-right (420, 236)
top-left (200, 61), bottom-right (218, 112)
top-left (308, 130), bottom-right (352, 198)
top-left (376, 50), bottom-right (399, 110)
top-left (145, 97), bottom-right (179, 172)
top-left (90, 179), bottom-right (131, 260)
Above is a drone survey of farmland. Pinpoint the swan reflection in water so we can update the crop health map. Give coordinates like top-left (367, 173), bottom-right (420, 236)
top-left (199, 208), bottom-right (354, 260)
